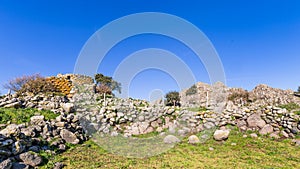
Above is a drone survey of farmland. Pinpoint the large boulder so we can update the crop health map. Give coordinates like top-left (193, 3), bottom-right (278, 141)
top-left (259, 124), bottom-right (273, 135)
top-left (163, 135), bottom-right (180, 144)
top-left (0, 124), bottom-right (20, 137)
top-left (188, 135), bottom-right (200, 144)
top-left (213, 129), bottom-right (230, 141)
top-left (247, 113), bottom-right (266, 129)
top-left (17, 152), bottom-right (43, 167)
top-left (30, 116), bottom-right (45, 126)
top-left (60, 129), bottom-right (79, 144)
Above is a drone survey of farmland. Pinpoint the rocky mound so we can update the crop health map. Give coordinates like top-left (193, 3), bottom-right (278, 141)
top-left (181, 82), bottom-right (300, 107)
top-left (1, 74), bottom-right (300, 167)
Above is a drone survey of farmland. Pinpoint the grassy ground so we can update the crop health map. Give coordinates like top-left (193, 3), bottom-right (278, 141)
top-left (0, 108), bottom-right (58, 125)
top-left (41, 128), bottom-right (300, 169)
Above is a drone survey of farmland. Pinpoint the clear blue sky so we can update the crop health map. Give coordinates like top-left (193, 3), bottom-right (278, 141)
top-left (1, 0), bottom-right (300, 99)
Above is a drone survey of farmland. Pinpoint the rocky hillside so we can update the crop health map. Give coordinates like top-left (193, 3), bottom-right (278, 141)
top-left (180, 82), bottom-right (300, 108)
top-left (0, 74), bottom-right (300, 168)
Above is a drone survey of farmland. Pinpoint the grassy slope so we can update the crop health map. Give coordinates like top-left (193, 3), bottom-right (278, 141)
top-left (0, 108), bottom-right (58, 125)
top-left (42, 128), bottom-right (300, 169)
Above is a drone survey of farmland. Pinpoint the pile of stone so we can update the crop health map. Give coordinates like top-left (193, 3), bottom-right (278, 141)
top-left (180, 82), bottom-right (300, 108)
top-left (249, 84), bottom-right (300, 106)
top-left (1, 74), bottom-right (300, 167)
top-left (46, 76), bottom-right (73, 97)
top-left (0, 93), bottom-right (75, 114)
top-left (0, 112), bottom-right (86, 168)
top-left (72, 81), bottom-right (300, 141)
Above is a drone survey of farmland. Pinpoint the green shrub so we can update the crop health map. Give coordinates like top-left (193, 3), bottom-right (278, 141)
top-left (3, 74), bottom-right (61, 95)
top-left (228, 90), bottom-right (249, 101)
top-left (186, 85), bottom-right (197, 96)
top-left (18, 75), bottom-right (59, 95)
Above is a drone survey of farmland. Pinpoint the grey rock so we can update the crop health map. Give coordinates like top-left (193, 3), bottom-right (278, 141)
top-left (213, 129), bottom-right (230, 141)
top-left (0, 158), bottom-right (12, 169)
top-left (12, 141), bottom-right (26, 155)
top-left (62, 103), bottom-right (75, 113)
top-left (0, 139), bottom-right (14, 147)
top-left (60, 129), bottom-right (79, 144)
top-left (17, 152), bottom-right (43, 167)
top-left (259, 124), bottom-right (273, 135)
top-left (28, 146), bottom-right (40, 153)
top-left (167, 109), bottom-right (175, 115)
top-left (58, 144), bottom-right (66, 152)
top-left (163, 135), bottom-right (180, 144)
top-left (0, 148), bottom-right (12, 156)
top-left (269, 133), bottom-right (280, 139)
top-left (4, 101), bottom-right (21, 108)
top-left (53, 162), bottom-right (65, 169)
top-left (0, 124), bottom-right (20, 137)
top-left (250, 133), bottom-right (258, 138)
top-left (291, 139), bottom-right (300, 147)
top-left (281, 130), bottom-right (289, 138)
top-left (138, 116), bottom-right (145, 122)
top-left (12, 162), bottom-right (29, 169)
top-left (30, 116), bottom-right (45, 126)
top-left (188, 135), bottom-right (200, 144)
top-left (203, 122), bottom-right (215, 129)
top-left (247, 113), bottom-right (266, 129)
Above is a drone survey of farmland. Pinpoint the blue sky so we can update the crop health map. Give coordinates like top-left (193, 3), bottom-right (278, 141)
top-left (0, 0), bottom-right (300, 99)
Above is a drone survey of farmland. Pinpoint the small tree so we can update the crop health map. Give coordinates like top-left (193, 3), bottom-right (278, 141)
top-left (3, 74), bottom-right (36, 92)
top-left (19, 75), bottom-right (58, 95)
top-left (95, 73), bottom-right (121, 94)
top-left (298, 86), bottom-right (300, 93)
top-left (95, 73), bottom-right (121, 105)
top-left (3, 74), bottom-right (59, 95)
top-left (165, 91), bottom-right (180, 106)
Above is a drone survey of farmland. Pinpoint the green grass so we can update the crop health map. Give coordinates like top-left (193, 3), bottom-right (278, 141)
top-left (279, 102), bottom-right (300, 111)
top-left (40, 128), bottom-right (300, 169)
top-left (0, 108), bottom-right (59, 125)
top-left (186, 106), bottom-right (207, 112)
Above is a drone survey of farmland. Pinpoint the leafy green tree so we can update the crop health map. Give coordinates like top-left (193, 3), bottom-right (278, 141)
top-left (298, 86), bottom-right (300, 93)
top-left (165, 91), bottom-right (180, 106)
